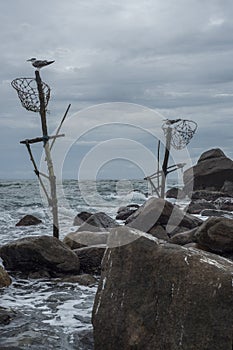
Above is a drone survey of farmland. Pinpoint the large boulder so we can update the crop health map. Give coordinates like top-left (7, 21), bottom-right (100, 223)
top-left (92, 227), bottom-right (233, 350)
top-left (0, 236), bottom-right (80, 277)
top-left (0, 266), bottom-right (11, 288)
top-left (126, 197), bottom-right (202, 236)
top-left (16, 214), bottom-right (42, 226)
top-left (63, 231), bottom-right (109, 249)
top-left (184, 148), bottom-right (233, 194)
top-left (195, 217), bottom-right (233, 253)
top-left (77, 212), bottom-right (119, 233)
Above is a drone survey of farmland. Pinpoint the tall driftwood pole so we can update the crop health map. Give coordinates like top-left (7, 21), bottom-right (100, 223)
top-left (160, 126), bottom-right (172, 199)
top-left (35, 70), bottom-right (59, 239)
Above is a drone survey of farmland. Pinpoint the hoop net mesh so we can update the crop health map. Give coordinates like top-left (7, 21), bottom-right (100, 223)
top-left (162, 119), bottom-right (197, 150)
top-left (11, 78), bottom-right (50, 113)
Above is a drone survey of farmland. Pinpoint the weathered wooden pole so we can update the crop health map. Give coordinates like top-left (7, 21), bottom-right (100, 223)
top-left (35, 70), bottom-right (59, 239)
top-left (157, 140), bottom-right (161, 192)
top-left (160, 126), bottom-right (172, 199)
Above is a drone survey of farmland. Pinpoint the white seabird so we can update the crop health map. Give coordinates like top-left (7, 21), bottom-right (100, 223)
top-left (27, 58), bottom-right (55, 70)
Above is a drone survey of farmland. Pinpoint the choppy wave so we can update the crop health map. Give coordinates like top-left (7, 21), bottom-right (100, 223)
top-left (0, 278), bottom-right (97, 349)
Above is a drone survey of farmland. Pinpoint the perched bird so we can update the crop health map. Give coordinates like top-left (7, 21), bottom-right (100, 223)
top-left (27, 58), bottom-right (55, 70)
top-left (163, 119), bottom-right (181, 125)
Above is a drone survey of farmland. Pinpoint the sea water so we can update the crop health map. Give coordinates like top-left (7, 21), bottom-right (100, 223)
top-left (0, 179), bottom-right (155, 349)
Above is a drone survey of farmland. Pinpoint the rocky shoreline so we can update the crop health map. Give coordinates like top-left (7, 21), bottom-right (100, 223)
top-left (0, 148), bottom-right (233, 349)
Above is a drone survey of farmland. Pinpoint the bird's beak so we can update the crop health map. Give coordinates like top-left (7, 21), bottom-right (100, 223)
top-left (27, 59), bottom-right (31, 62)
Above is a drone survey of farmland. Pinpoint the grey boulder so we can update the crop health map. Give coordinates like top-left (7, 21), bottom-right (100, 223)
top-left (126, 197), bottom-right (202, 236)
top-left (0, 236), bottom-right (80, 276)
top-left (93, 226), bottom-right (233, 350)
top-left (184, 148), bottom-right (233, 194)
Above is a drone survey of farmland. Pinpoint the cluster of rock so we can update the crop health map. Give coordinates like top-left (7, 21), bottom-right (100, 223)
top-left (67, 212), bottom-right (119, 275)
top-left (1, 147), bottom-right (233, 349)
top-left (91, 148), bottom-right (233, 350)
top-left (0, 212), bottom-right (120, 281)
top-left (92, 194), bottom-right (233, 349)
top-left (184, 149), bottom-right (233, 219)
top-left (166, 149), bottom-right (233, 221)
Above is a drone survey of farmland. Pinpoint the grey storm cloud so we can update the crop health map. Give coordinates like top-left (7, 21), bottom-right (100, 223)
top-left (0, 0), bottom-right (233, 178)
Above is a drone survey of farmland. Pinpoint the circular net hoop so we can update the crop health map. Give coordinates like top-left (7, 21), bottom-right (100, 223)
top-left (162, 119), bottom-right (197, 150)
top-left (11, 78), bottom-right (50, 113)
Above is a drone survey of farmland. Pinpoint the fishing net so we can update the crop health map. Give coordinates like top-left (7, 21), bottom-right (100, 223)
top-left (11, 78), bottom-right (50, 113)
top-left (162, 119), bottom-right (197, 150)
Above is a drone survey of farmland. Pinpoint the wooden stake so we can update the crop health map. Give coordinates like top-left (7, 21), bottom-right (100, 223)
top-left (50, 104), bottom-right (71, 151)
top-left (160, 127), bottom-right (172, 199)
top-left (157, 140), bottom-right (161, 193)
top-left (35, 70), bottom-right (59, 239)
top-left (24, 141), bottom-right (51, 204)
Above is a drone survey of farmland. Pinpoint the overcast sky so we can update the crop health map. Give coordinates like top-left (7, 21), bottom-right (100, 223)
top-left (1, 0), bottom-right (233, 180)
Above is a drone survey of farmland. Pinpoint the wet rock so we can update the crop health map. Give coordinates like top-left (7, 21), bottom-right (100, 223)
top-left (0, 236), bottom-right (80, 276)
top-left (77, 212), bottom-right (119, 233)
top-left (165, 187), bottom-right (186, 199)
top-left (0, 307), bottom-right (16, 325)
top-left (93, 226), bottom-right (233, 350)
top-left (201, 209), bottom-right (233, 219)
top-left (184, 148), bottom-right (233, 194)
top-left (73, 211), bottom-right (92, 226)
top-left (63, 231), bottom-right (109, 249)
top-left (74, 245), bottom-right (106, 275)
top-left (195, 217), bottom-right (233, 253)
top-left (214, 197), bottom-right (233, 211)
top-left (186, 199), bottom-right (216, 214)
top-left (116, 204), bottom-right (139, 221)
top-left (0, 266), bottom-right (11, 287)
top-left (126, 197), bottom-right (202, 236)
top-left (189, 190), bottom-right (230, 201)
top-left (16, 214), bottom-right (42, 226)
top-left (58, 274), bottom-right (97, 286)
top-left (169, 227), bottom-right (198, 245)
